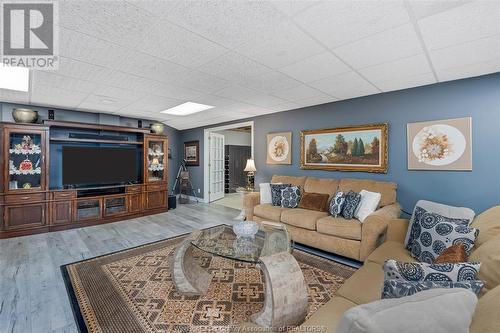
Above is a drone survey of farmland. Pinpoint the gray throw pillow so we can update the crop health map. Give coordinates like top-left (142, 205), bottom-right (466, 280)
top-left (281, 186), bottom-right (301, 208)
top-left (337, 288), bottom-right (478, 333)
top-left (270, 183), bottom-right (291, 207)
top-left (341, 191), bottom-right (361, 219)
top-left (382, 279), bottom-right (484, 299)
top-left (383, 260), bottom-right (481, 282)
top-left (329, 191), bottom-right (345, 217)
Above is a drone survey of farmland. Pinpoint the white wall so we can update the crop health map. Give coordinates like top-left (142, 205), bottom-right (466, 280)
top-left (216, 130), bottom-right (251, 146)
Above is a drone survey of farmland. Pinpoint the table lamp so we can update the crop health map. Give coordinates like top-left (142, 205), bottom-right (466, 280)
top-left (244, 159), bottom-right (256, 190)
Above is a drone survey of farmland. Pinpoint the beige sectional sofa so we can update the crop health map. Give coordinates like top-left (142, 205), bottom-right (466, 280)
top-left (244, 175), bottom-right (401, 261)
top-left (297, 206), bottom-right (500, 332)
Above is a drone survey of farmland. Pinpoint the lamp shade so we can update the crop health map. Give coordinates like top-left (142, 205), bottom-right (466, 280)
top-left (244, 159), bottom-right (257, 172)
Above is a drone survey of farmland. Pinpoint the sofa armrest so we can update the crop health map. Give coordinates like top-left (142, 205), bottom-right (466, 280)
top-left (359, 203), bottom-right (401, 261)
top-left (243, 192), bottom-right (260, 220)
top-left (386, 218), bottom-right (410, 244)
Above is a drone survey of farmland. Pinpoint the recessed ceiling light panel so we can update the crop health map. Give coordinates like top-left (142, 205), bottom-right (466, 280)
top-left (0, 65), bottom-right (29, 92)
top-left (160, 102), bottom-right (214, 116)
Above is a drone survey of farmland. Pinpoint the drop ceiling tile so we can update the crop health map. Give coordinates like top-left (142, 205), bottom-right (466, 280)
top-left (92, 85), bottom-right (147, 101)
top-left (294, 1), bottom-right (409, 49)
top-left (239, 71), bottom-right (301, 94)
top-left (359, 54), bottom-right (432, 85)
top-left (32, 71), bottom-right (97, 94)
top-left (235, 21), bottom-right (325, 68)
top-left (135, 20), bottom-right (228, 68)
top-left (120, 94), bottom-right (184, 114)
top-left (115, 50), bottom-right (191, 84)
top-left (409, 0), bottom-right (471, 20)
top-left (429, 35), bottom-right (500, 71)
top-left (31, 86), bottom-right (88, 108)
top-left (418, 1), bottom-right (500, 51)
top-left (59, 28), bottom-right (130, 70)
top-left (271, 1), bottom-right (321, 17)
top-left (268, 101), bottom-right (303, 112)
top-left (197, 51), bottom-right (271, 83)
top-left (0, 89), bottom-right (29, 104)
top-left (163, 1), bottom-right (284, 49)
top-left (278, 52), bottom-right (351, 83)
top-left (296, 94), bottom-right (338, 107)
top-left (57, 57), bottom-right (112, 82)
top-left (309, 71), bottom-right (380, 100)
top-left (173, 70), bottom-right (231, 94)
top-left (272, 84), bottom-right (331, 102)
top-left (59, 0), bottom-right (157, 48)
top-left (334, 24), bottom-right (423, 69)
top-left (375, 72), bottom-right (436, 92)
top-left (213, 85), bottom-right (288, 107)
top-left (436, 57), bottom-right (500, 82)
top-left (78, 94), bottom-right (134, 112)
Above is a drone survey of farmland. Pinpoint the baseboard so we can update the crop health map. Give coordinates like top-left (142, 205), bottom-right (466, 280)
top-left (175, 194), bottom-right (208, 203)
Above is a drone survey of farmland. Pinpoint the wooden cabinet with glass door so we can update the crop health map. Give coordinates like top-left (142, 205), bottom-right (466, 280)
top-left (144, 134), bottom-right (168, 209)
top-left (0, 123), bottom-right (50, 233)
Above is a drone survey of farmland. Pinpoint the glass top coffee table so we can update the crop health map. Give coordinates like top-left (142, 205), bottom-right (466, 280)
top-left (171, 223), bottom-right (309, 329)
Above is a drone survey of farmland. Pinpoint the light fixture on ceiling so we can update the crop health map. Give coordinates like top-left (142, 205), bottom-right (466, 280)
top-left (160, 102), bottom-right (214, 116)
top-left (0, 64), bottom-right (29, 92)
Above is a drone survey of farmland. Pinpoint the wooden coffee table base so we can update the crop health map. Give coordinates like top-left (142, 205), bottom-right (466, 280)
top-left (251, 251), bottom-right (309, 329)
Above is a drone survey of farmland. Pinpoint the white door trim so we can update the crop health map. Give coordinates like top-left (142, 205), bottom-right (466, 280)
top-left (203, 121), bottom-right (254, 203)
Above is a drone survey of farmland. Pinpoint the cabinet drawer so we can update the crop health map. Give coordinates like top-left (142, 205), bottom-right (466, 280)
top-left (5, 193), bottom-right (46, 204)
top-left (147, 184), bottom-right (166, 192)
top-left (126, 185), bottom-right (142, 193)
top-left (52, 191), bottom-right (76, 200)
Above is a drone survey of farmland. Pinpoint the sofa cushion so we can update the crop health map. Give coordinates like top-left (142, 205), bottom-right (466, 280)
top-left (253, 204), bottom-right (284, 221)
top-left (336, 262), bottom-right (384, 305)
top-left (366, 241), bottom-right (416, 265)
top-left (271, 175), bottom-right (306, 188)
top-left (316, 216), bottom-right (362, 241)
top-left (470, 284), bottom-right (500, 333)
top-left (471, 205), bottom-right (500, 247)
top-left (303, 177), bottom-right (339, 199)
top-left (470, 233), bottom-right (500, 292)
top-left (281, 208), bottom-right (328, 230)
top-left (298, 192), bottom-right (330, 212)
top-left (338, 178), bottom-right (397, 207)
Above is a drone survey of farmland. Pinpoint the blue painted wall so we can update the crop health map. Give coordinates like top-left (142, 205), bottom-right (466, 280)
top-left (179, 73), bottom-right (500, 214)
top-left (0, 102), bottom-right (181, 191)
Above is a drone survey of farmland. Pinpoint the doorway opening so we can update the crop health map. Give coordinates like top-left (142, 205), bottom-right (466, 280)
top-left (203, 121), bottom-right (254, 206)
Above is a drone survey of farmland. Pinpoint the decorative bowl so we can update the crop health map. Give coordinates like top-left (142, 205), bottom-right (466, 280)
top-left (12, 108), bottom-right (38, 123)
top-left (150, 123), bottom-right (165, 134)
top-left (233, 221), bottom-right (259, 238)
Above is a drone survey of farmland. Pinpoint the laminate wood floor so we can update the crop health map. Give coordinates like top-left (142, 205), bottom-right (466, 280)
top-left (0, 203), bottom-right (240, 333)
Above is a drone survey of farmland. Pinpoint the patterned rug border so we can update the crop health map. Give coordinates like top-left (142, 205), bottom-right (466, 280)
top-left (60, 224), bottom-right (356, 333)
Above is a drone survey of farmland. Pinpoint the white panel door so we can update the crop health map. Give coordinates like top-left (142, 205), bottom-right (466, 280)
top-left (209, 132), bottom-right (225, 202)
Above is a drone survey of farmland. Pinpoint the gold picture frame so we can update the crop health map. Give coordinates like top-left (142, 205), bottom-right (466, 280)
top-left (300, 123), bottom-right (388, 173)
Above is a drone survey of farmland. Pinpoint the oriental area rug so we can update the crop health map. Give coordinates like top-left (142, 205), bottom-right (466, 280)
top-left (61, 229), bottom-right (356, 333)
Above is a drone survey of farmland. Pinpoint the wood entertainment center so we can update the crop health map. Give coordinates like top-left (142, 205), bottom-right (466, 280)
top-left (0, 121), bottom-right (169, 239)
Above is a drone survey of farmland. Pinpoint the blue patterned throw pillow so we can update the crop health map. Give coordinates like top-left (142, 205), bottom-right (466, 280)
top-left (270, 183), bottom-right (291, 207)
top-left (383, 260), bottom-right (481, 282)
top-left (341, 191), bottom-right (361, 219)
top-left (406, 206), bottom-right (470, 251)
top-left (410, 211), bottom-right (479, 263)
top-left (329, 191), bottom-right (345, 217)
top-left (281, 186), bottom-right (301, 208)
top-left (382, 280), bottom-right (484, 299)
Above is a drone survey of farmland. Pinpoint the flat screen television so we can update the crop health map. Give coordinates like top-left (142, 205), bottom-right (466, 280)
top-left (62, 146), bottom-right (139, 187)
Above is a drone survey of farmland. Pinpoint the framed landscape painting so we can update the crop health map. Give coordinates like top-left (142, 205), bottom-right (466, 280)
top-left (300, 123), bottom-right (388, 173)
top-left (407, 117), bottom-right (472, 171)
top-left (267, 131), bottom-right (292, 164)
